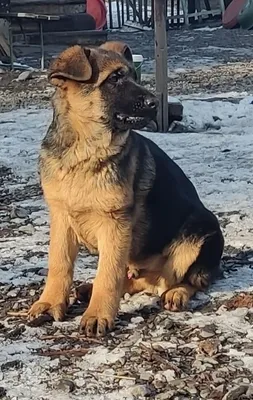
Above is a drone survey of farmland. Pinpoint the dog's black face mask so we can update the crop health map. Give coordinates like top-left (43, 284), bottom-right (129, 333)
top-left (100, 66), bottom-right (158, 131)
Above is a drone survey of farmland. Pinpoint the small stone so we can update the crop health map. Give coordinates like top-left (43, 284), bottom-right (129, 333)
top-left (140, 371), bottom-right (153, 381)
top-left (199, 330), bottom-right (215, 339)
top-left (74, 378), bottom-right (85, 388)
top-left (156, 391), bottom-right (175, 400)
top-left (222, 385), bottom-right (248, 400)
top-left (17, 70), bottom-right (33, 81)
top-left (200, 389), bottom-right (210, 399)
top-left (55, 379), bottom-right (75, 393)
top-left (7, 288), bottom-right (20, 298)
top-left (18, 224), bottom-right (35, 235)
top-left (163, 369), bottom-right (175, 382)
top-left (10, 206), bottom-right (29, 219)
top-left (130, 384), bottom-right (150, 397)
top-left (131, 316), bottom-right (144, 324)
top-left (186, 386), bottom-right (198, 394)
top-left (246, 385), bottom-right (253, 396)
top-left (119, 378), bottom-right (136, 387)
top-left (38, 268), bottom-right (48, 276)
top-left (244, 348), bottom-right (253, 355)
top-left (216, 384), bottom-right (225, 393)
top-left (34, 217), bottom-right (46, 226)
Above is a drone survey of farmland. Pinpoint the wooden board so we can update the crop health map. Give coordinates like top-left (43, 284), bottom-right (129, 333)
top-left (154, 0), bottom-right (169, 132)
top-left (0, 19), bottom-right (10, 58)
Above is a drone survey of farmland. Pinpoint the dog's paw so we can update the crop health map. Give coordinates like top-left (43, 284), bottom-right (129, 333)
top-left (28, 300), bottom-right (67, 322)
top-left (80, 308), bottom-right (115, 337)
top-left (161, 286), bottom-right (190, 312)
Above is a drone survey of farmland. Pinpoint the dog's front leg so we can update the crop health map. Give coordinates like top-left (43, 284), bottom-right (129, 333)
top-left (80, 217), bottom-right (131, 337)
top-left (28, 207), bottom-right (79, 321)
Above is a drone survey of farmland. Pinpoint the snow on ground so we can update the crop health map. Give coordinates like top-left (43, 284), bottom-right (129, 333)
top-left (1, 95), bottom-right (253, 398)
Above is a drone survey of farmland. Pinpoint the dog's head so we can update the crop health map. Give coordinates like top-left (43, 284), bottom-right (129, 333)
top-left (48, 41), bottom-right (158, 132)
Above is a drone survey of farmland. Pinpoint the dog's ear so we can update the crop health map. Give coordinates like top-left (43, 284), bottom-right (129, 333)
top-left (48, 45), bottom-right (92, 87)
top-left (100, 41), bottom-right (133, 63)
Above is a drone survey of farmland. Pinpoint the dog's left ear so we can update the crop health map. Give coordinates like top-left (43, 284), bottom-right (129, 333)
top-left (48, 45), bottom-right (93, 87)
top-left (100, 41), bottom-right (133, 63)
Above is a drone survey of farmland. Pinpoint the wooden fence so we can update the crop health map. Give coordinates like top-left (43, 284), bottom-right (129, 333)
top-left (107, 0), bottom-right (222, 29)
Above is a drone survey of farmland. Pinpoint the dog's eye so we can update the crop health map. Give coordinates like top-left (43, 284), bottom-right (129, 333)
top-left (107, 71), bottom-right (123, 84)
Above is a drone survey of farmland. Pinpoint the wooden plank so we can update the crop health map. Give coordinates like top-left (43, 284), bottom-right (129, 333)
top-left (154, 0), bottom-right (168, 132)
top-left (108, 0), bottom-right (114, 28)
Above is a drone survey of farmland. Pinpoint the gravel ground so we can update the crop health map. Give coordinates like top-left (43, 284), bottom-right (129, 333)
top-left (1, 27), bottom-right (253, 400)
top-left (1, 99), bottom-right (253, 398)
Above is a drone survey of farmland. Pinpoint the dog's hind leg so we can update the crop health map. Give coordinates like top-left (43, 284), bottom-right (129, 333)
top-left (161, 227), bottom-right (224, 311)
top-left (184, 228), bottom-right (224, 290)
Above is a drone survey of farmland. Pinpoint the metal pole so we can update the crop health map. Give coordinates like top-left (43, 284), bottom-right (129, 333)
top-left (154, 0), bottom-right (168, 132)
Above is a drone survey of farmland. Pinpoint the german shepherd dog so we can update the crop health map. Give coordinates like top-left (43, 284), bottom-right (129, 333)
top-left (28, 41), bottom-right (224, 337)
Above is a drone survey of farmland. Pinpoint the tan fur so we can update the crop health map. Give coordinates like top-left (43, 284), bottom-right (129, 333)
top-left (100, 41), bottom-right (133, 62)
top-left (163, 236), bottom-right (204, 280)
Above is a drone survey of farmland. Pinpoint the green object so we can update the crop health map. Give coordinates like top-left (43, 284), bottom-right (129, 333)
top-left (133, 54), bottom-right (143, 84)
top-left (238, 0), bottom-right (253, 29)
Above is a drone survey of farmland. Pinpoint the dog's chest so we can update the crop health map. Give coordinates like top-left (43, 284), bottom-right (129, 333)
top-left (42, 164), bottom-right (133, 250)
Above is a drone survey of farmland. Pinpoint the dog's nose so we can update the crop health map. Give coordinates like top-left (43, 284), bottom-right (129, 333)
top-left (144, 96), bottom-right (158, 109)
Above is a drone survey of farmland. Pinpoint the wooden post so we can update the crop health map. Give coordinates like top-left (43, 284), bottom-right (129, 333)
top-left (154, 0), bottom-right (169, 132)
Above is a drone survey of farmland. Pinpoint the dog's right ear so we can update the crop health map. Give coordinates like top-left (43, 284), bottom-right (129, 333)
top-left (48, 45), bottom-right (92, 87)
top-left (100, 41), bottom-right (133, 63)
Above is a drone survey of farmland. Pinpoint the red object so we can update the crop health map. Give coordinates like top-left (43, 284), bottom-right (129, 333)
top-left (86, 0), bottom-right (107, 30)
top-left (223, 0), bottom-right (246, 28)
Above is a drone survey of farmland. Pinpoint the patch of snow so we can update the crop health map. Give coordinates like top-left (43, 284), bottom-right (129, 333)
top-left (195, 26), bottom-right (223, 32)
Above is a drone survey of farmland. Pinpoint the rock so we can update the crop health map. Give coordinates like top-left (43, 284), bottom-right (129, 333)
top-left (199, 325), bottom-right (216, 339)
top-left (246, 385), bottom-right (253, 396)
top-left (18, 224), bottom-right (35, 235)
top-left (55, 379), bottom-right (75, 393)
top-left (154, 373), bottom-right (167, 389)
top-left (186, 385), bottom-right (198, 394)
top-left (38, 268), bottom-right (48, 276)
top-left (10, 206), bottom-right (29, 219)
top-left (162, 369), bottom-right (175, 382)
top-left (119, 378), bottom-right (136, 387)
top-left (74, 378), bottom-right (85, 388)
top-left (7, 287), bottom-right (20, 298)
top-left (33, 217), bottom-right (46, 226)
top-left (131, 316), bottom-right (144, 324)
top-left (130, 384), bottom-right (150, 397)
top-left (156, 391), bottom-right (175, 400)
top-left (222, 385), bottom-right (249, 400)
top-left (200, 389), bottom-right (210, 399)
top-left (17, 70), bottom-right (33, 82)
top-left (199, 330), bottom-right (215, 339)
top-left (0, 387), bottom-right (6, 398)
top-left (140, 371), bottom-right (153, 381)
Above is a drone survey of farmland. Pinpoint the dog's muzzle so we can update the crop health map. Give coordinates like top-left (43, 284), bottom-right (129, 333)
top-left (115, 94), bottom-right (159, 129)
